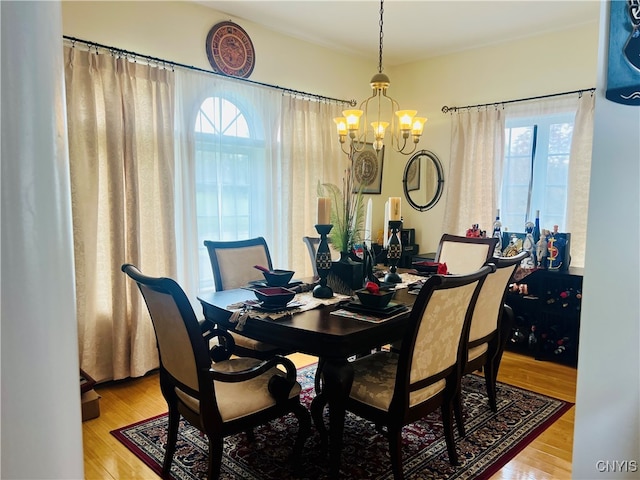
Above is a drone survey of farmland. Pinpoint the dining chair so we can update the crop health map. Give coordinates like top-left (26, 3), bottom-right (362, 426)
top-left (435, 233), bottom-right (499, 274)
top-left (203, 237), bottom-right (292, 359)
top-left (121, 264), bottom-right (311, 480)
top-left (302, 236), bottom-right (320, 276)
top-left (327, 265), bottom-right (493, 478)
top-left (454, 251), bottom-right (529, 436)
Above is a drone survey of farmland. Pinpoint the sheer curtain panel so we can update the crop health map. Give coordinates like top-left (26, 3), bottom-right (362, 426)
top-left (280, 96), bottom-right (345, 277)
top-left (504, 94), bottom-right (595, 268)
top-left (442, 108), bottom-right (505, 237)
top-left (64, 46), bottom-right (175, 381)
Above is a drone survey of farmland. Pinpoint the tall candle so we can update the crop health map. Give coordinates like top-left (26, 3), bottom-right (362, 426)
top-left (389, 197), bottom-right (401, 221)
top-left (364, 198), bottom-right (373, 248)
top-left (383, 200), bottom-right (389, 247)
top-left (317, 197), bottom-right (331, 225)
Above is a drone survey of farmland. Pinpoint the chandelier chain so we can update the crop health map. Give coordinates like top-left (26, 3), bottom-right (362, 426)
top-left (378, 0), bottom-right (384, 74)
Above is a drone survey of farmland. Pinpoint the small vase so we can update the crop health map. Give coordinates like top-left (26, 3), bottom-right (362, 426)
top-left (329, 250), bottom-right (364, 294)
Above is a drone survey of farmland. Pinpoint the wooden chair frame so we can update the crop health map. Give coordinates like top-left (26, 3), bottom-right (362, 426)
top-left (122, 264), bottom-right (310, 479)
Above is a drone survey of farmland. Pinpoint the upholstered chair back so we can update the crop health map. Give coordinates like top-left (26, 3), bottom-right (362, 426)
top-left (138, 282), bottom-right (201, 391)
top-left (435, 234), bottom-right (498, 274)
top-left (468, 253), bottom-right (526, 352)
top-left (204, 237), bottom-right (273, 291)
top-left (406, 278), bottom-right (482, 406)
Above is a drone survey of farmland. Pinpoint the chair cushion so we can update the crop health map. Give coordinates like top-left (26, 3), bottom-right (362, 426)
top-left (229, 331), bottom-right (280, 352)
top-left (175, 357), bottom-right (302, 422)
top-left (349, 352), bottom-right (446, 411)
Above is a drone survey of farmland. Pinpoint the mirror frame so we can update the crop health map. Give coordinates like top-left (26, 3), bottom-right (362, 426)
top-left (402, 149), bottom-right (445, 212)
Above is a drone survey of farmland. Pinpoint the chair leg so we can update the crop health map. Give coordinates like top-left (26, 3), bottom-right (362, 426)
top-left (484, 359), bottom-right (498, 412)
top-left (162, 405), bottom-right (180, 475)
top-left (388, 426), bottom-right (405, 480)
top-left (310, 393), bottom-right (328, 450)
top-left (207, 437), bottom-right (224, 480)
top-left (441, 403), bottom-right (459, 466)
top-left (453, 389), bottom-right (466, 437)
top-left (291, 402), bottom-right (312, 466)
top-left (314, 357), bottom-right (325, 394)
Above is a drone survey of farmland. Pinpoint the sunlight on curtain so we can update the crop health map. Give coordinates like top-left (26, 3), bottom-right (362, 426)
top-left (565, 94), bottom-right (595, 268)
top-left (444, 94), bottom-right (594, 268)
top-left (174, 69), bottom-right (281, 306)
top-left (174, 69), bottom-right (345, 303)
top-left (280, 96), bottom-right (345, 277)
top-left (64, 46), bottom-right (175, 381)
top-left (442, 108), bottom-right (505, 237)
top-left (504, 94), bottom-right (594, 268)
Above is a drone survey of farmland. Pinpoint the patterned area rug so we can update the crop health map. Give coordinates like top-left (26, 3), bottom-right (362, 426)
top-left (112, 364), bottom-right (572, 479)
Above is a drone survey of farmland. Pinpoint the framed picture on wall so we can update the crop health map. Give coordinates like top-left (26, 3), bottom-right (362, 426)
top-left (352, 144), bottom-right (384, 194)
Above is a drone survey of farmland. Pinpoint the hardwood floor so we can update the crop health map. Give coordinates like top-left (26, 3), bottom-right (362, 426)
top-left (82, 350), bottom-right (576, 479)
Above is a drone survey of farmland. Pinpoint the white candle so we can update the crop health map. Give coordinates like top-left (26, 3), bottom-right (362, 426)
top-left (389, 197), bottom-right (401, 221)
top-left (317, 197), bottom-right (331, 225)
top-left (383, 200), bottom-right (389, 247)
top-left (364, 198), bottom-right (373, 248)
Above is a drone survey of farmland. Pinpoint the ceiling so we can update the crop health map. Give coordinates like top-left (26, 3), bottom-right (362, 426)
top-left (196, 1), bottom-right (601, 66)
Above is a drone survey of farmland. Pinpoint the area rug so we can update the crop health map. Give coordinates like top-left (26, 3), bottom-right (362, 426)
top-left (111, 364), bottom-right (572, 479)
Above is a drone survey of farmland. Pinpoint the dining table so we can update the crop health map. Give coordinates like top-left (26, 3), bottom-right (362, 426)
top-left (197, 275), bottom-right (421, 477)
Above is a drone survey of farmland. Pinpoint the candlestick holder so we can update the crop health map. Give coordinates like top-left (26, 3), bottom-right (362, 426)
top-left (313, 224), bottom-right (334, 298)
top-left (385, 220), bottom-right (403, 283)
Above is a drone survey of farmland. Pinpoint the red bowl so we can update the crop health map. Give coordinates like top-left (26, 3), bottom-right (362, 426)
top-left (253, 286), bottom-right (296, 308)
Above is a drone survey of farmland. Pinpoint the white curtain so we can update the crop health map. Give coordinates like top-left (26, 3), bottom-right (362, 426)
top-left (64, 45), bottom-right (175, 381)
top-left (564, 93), bottom-right (595, 268)
top-left (504, 93), bottom-right (595, 268)
top-left (280, 96), bottom-right (345, 277)
top-left (174, 68), bottom-right (346, 305)
top-left (173, 68), bottom-right (282, 307)
top-left (442, 107), bottom-right (505, 236)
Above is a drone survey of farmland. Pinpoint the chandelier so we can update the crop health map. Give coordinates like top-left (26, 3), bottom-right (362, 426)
top-left (333, 0), bottom-right (426, 156)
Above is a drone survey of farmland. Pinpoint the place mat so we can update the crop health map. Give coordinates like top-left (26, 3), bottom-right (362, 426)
top-left (342, 301), bottom-right (408, 317)
top-left (331, 305), bottom-right (408, 323)
top-left (227, 291), bottom-right (351, 330)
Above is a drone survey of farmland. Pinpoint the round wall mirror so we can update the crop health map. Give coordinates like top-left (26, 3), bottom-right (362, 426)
top-left (402, 150), bottom-right (445, 212)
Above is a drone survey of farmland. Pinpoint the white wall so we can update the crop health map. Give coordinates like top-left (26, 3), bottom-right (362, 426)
top-left (1, 1), bottom-right (84, 478)
top-left (572, 2), bottom-right (640, 478)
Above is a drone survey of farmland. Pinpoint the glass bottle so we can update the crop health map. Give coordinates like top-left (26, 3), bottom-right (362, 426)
top-left (522, 221), bottom-right (536, 268)
top-left (532, 210), bottom-right (541, 245)
top-left (492, 209), bottom-right (502, 257)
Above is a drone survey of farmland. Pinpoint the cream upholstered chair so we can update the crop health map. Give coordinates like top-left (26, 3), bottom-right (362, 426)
top-left (435, 233), bottom-right (498, 274)
top-left (302, 236), bottom-right (320, 276)
top-left (454, 251), bottom-right (529, 436)
top-left (203, 237), bottom-right (291, 359)
top-left (121, 264), bottom-right (310, 479)
top-left (327, 265), bottom-right (493, 479)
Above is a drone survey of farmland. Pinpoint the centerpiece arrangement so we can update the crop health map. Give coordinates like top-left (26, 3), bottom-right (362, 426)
top-left (318, 168), bottom-right (368, 293)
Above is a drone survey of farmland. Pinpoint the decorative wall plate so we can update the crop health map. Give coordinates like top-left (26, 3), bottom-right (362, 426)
top-left (205, 21), bottom-right (255, 78)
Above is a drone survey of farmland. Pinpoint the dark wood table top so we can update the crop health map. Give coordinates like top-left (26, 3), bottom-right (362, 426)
top-left (198, 286), bottom-right (418, 359)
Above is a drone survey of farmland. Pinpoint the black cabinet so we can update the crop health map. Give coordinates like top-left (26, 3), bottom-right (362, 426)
top-left (505, 267), bottom-right (583, 366)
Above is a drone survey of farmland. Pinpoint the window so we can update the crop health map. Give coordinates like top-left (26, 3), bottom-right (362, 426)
top-left (500, 113), bottom-right (575, 232)
top-left (194, 96), bottom-right (267, 291)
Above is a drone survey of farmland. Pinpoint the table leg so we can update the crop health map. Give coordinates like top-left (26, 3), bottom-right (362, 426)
top-left (310, 357), bottom-right (353, 477)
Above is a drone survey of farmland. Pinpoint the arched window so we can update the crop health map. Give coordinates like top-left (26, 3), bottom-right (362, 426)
top-left (194, 95), bottom-right (267, 291)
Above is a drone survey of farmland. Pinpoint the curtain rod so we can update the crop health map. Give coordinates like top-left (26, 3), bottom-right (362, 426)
top-left (441, 88), bottom-right (596, 113)
top-left (63, 35), bottom-right (357, 107)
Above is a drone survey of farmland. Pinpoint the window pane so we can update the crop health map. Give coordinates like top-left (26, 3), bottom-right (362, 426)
top-left (501, 113), bottom-right (574, 234)
top-left (194, 96), bottom-right (267, 291)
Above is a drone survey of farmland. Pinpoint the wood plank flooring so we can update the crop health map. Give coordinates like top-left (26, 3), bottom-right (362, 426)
top-left (82, 350), bottom-right (576, 479)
